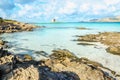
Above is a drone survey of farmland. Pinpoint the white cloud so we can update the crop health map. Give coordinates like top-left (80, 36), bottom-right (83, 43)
top-left (109, 6), bottom-right (116, 12)
top-left (104, 0), bottom-right (120, 5)
top-left (58, 1), bottom-right (76, 14)
top-left (92, 4), bottom-right (107, 15)
top-left (1, 0), bottom-right (120, 22)
top-left (11, 3), bottom-right (43, 19)
top-left (16, 4), bottom-right (33, 17)
top-left (79, 3), bottom-right (90, 12)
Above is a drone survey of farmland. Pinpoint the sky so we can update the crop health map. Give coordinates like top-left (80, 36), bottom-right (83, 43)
top-left (0, 0), bottom-right (120, 22)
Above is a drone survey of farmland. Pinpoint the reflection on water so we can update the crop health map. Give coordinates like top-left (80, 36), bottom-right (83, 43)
top-left (1, 22), bottom-right (120, 73)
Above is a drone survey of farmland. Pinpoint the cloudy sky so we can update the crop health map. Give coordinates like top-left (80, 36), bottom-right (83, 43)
top-left (0, 0), bottom-right (120, 22)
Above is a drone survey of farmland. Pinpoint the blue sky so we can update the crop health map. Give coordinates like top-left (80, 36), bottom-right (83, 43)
top-left (0, 0), bottom-right (120, 22)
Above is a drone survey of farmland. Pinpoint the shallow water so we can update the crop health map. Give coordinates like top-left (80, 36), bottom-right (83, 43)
top-left (1, 22), bottom-right (120, 73)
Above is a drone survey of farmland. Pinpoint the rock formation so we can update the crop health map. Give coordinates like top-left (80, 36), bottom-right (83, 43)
top-left (0, 18), bottom-right (38, 33)
top-left (77, 32), bottom-right (120, 55)
top-left (0, 48), bottom-right (119, 80)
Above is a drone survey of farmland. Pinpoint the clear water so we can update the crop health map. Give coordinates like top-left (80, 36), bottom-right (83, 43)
top-left (1, 22), bottom-right (120, 73)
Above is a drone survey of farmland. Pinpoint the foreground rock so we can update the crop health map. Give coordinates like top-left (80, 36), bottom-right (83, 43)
top-left (0, 49), bottom-right (120, 80)
top-left (0, 18), bottom-right (39, 33)
top-left (77, 32), bottom-right (120, 55)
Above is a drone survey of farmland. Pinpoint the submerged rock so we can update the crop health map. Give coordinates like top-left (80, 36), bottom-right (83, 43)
top-left (76, 27), bottom-right (91, 30)
top-left (77, 42), bottom-right (94, 45)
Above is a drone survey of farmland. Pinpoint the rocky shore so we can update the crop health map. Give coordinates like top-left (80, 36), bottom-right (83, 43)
top-left (0, 48), bottom-right (120, 80)
top-left (0, 18), bottom-right (38, 33)
top-left (77, 32), bottom-right (120, 55)
top-left (0, 18), bottom-right (41, 49)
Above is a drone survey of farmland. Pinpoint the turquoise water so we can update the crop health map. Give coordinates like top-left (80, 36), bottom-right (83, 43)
top-left (35, 22), bottom-right (120, 31)
top-left (1, 22), bottom-right (120, 73)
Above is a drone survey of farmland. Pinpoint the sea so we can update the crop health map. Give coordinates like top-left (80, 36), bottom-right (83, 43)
top-left (0, 22), bottom-right (120, 73)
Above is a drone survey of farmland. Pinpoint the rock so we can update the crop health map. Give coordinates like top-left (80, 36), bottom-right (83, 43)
top-left (0, 40), bottom-right (5, 45)
top-left (77, 42), bottom-right (94, 45)
top-left (0, 48), bottom-right (13, 77)
top-left (77, 32), bottom-right (120, 55)
top-left (0, 18), bottom-right (40, 34)
top-left (23, 54), bottom-right (33, 61)
top-left (106, 46), bottom-right (120, 55)
top-left (6, 65), bottom-right (39, 80)
top-left (78, 35), bottom-right (98, 42)
top-left (76, 27), bottom-right (91, 30)
top-left (15, 54), bottom-right (33, 62)
top-left (0, 48), bottom-right (11, 57)
top-left (50, 49), bottom-right (77, 60)
top-left (0, 55), bottom-right (14, 75)
top-left (35, 51), bottom-right (48, 57)
top-left (44, 50), bottom-right (116, 80)
top-left (0, 49), bottom-right (119, 80)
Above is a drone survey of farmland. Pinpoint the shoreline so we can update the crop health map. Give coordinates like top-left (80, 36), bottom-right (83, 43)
top-left (0, 18), bottom-right (42, 49)
top-left (0, 18), bottom-right (41, 34)
top-left (0, 20), bottom-right (120, 79)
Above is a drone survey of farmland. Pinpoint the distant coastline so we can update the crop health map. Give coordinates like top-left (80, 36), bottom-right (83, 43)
top-left (89, 16), bottom-right (120, 22)
top-left (30, 21), bottom-right (120, 24)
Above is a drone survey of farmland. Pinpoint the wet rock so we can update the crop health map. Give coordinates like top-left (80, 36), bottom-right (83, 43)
top-left (15, 54), bottom-right (33, 62)
top-left (35, 51), bottom-right (48, 57)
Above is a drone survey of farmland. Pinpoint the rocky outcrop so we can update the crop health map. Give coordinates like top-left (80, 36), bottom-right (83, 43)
top-left (0, 19), bottom-right (39, 33)
top-left (77, 32), bottom-right (120, 55)
top-left (0, 49), bottom-right (119, 80)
